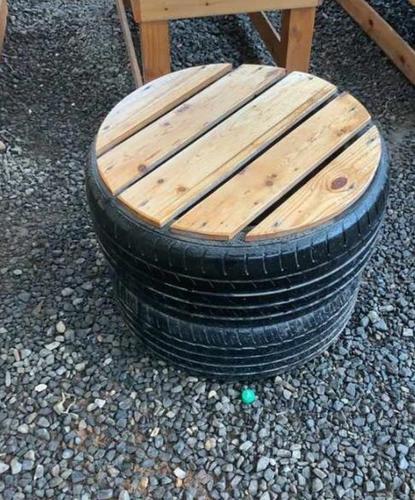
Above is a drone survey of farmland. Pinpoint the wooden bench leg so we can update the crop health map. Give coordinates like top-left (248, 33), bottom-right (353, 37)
top-left (280, 7), bottom-right (316, 72)
top-left (140, 20), bottom-right (171, 83)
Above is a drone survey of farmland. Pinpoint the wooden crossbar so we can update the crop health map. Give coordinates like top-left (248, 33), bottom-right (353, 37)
top-left (136, 0), bottom-right (322, 22)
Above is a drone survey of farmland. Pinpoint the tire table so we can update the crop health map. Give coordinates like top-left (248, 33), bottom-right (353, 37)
top-left (86, 64), bottom-right (388, 380)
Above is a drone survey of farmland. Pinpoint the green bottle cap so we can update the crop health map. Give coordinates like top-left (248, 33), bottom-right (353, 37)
top-left (241, 388), bottom-right (256, 405)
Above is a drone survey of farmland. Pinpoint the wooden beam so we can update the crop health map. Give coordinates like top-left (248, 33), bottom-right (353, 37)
top-left (280, 7), bottom-right (316, 72)
top-left (249, 12), bottom-right (282, 65)
top-left (129, 0), bottom-right (141, 23)
top-left (0, 0), bottom-right (7, 58)
top-left (115, 0), bottom-right (143, 87)
top-left (140, 20), bottom-right (171, 82)
top-left (137, 0), bottom-right (321, 22)
top-left (337, 0), bottom-right (415, 85)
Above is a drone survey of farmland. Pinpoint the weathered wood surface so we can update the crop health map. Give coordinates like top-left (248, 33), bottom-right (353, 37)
top-left (172, 93), bottom-right (371, 240)
top-left (140, 20), bottom-right (171, 82)
top-left (98, 65), bottom-right (285, 194)
top-left (95, 65), bottom-right (382, 242)
top-left (96, 64), bottom-right (231, 156)
top-left (246, 127), bottom-right (382, 240)
top-left (120, 73), bottom-right (336, 227)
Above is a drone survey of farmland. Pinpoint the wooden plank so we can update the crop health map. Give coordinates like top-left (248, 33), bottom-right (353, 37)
top-left (280, 7), bottom-right (317, 72)
top-left (0, 0), bottom-right (7, 58)
top-left (249, 12), bottom-right (282, 65)
top-left (140, 20), bottom-right (171, 82)
top-left (246, 127), bottom-right (381, 241)
top-left (119, 72), bottom-right (336, 227)
top-left (98, 65), bottom-right (286, 194)
top-left (137, 0), bottom-right (321, 21)
top-left (337, 0), bottom-right (415, 85)
top-left (96, 64), bottom-right (232, 156)
top-left (172, 93), bottom-right (371, 240)
top-left (129, 0), bottom-right (141, 23)
top-left (115, 0), bottom-right (143, 88)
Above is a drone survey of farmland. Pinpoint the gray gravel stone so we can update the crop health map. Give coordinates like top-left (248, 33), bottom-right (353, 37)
top-left (256, 456), bottom-right (270, 472)
top-left (0, 462), bottom-right (10, 474)
top-left (10, 459), bottom-right (21, 475)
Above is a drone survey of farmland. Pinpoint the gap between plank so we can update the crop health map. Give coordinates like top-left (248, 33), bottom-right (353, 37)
top-left (161, 91), bottom-right (341, 232)
top-left (111, 66), bottom-right (288, 196)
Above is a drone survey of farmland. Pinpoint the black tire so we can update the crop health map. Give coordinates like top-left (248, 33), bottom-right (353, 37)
top-left (101, 226), bottom-right (378, 324)
top-left (86, 137), bottom-right (388, 379)
top-left (114, 277), bottom-right (360, 380)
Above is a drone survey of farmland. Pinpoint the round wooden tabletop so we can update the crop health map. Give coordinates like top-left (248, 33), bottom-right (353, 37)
top-left (95, 64), bottom-right (382, 241)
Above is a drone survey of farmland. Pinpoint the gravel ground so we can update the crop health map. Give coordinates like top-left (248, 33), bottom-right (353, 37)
top-left (1, 1), bottom-right (414, 499)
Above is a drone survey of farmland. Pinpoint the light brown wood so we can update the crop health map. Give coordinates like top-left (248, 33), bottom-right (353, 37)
top-left (98, 65), bottom-right (285, 194)
top-left (125, 0), bottom-right (319, 83)
top-left (119, 72), bottom-right (336, 227)
top-left (0, 0), bottom-right (7, 58)
top-left (96, 64), bottom-right (232, 156)
top-left (137, 0), bottom-right (321, 21)
top-left (246, 127), bottom-right (382, 241)
top-left (280, 7), bottom-right (316, 72)
top-left (140, 20), bottom-right (171, 82)
top-left (249, 12), bottom-right (282, 65)
top-left (115, 0), bottom-right (143, 88)
top-left (171, 93), bottom-right (371, 240)
top-left (337, 0), bottom-right (415, 85)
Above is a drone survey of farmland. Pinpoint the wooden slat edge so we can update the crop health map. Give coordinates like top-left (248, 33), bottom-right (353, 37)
top-left (96, 64), bottom-right (233, 156)
top-left (171, 93), bottom-right (371, 240)
top-left (0, 0), bottom-right (7, 58)
top-left (139, 0), bottom-right (321, 21)
top-left (122, 72), bottom-right (336, 228)
top-left (337, 0), bottom-right (415, 85)
top-left (99, 65), bottom-right (287, 195)
top-left (249, 12), bottom-right (282, 64)
top-left (115, 0), bottom-right (143, 88)
top-left (246, 126), bottom-right (382, 241)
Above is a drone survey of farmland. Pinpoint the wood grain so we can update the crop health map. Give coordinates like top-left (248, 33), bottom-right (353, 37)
top-left (98, 65), bottom-right (285, 194)
top-left (171, 93), bottom-right (371, 240)
top-left (96, 64), bottom-right (232, 156)
top-left (246, 126), bottom-right (381, 241)
top-left (337, 0), bottom-right (415, 85)
top-left (119, 72), bottom-right (336, 227)
top-left (249, 12), bottom-right (282, 64)
top-left (140, 20), bottom-right (171, 82)
top-left (280, 7), bottom-right (317, 72)
top-left (0, 0), bottom-right (7, 58)
top-left (137, 0), bottom-right (321, 21)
